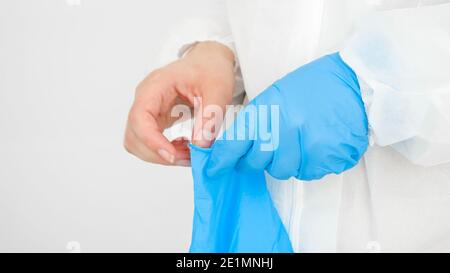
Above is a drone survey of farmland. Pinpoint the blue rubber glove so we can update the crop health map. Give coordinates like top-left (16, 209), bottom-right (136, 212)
top-left (206, 53), bottom-right (369, 181)
top-left (189, 144), bottom-right (293, 253)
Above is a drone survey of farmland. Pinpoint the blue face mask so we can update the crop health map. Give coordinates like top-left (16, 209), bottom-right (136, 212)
top-left (189, 144), bottom-right (293, 253)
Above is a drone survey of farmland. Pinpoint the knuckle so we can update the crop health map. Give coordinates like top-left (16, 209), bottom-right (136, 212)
top-left (135, 68), bottom-right (168, 93)
top-left (127, 108), bottom-right (140, 125)
top-left (148, 67), bottom-right (166, 79)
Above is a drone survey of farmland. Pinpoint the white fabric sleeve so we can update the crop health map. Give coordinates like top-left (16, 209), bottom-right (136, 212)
top-left (156, 1), bottom-right (245, 105)
top-left (340, 2), bottom-right (450, 166)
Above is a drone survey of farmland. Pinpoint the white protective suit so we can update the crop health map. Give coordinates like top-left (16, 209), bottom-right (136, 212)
top-left (160, 0), bottom-right (450, 252)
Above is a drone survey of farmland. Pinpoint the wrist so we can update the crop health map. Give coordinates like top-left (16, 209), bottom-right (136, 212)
top-left (185, 41), bottom-right (235, 67)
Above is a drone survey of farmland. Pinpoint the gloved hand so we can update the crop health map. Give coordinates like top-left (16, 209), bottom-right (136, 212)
top-left (206, 53), bottom-right (369, 180)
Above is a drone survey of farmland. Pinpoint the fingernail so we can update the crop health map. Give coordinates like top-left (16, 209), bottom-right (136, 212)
top-left (175, 160), bottom-right (191, 167)
top-left (158, 149), bottom-right (175, 163)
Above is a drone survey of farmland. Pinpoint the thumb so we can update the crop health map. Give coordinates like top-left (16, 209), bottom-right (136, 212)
top-left (205, 86), bottom-right (278, 177)
top-left (191, 85), bottom-right (231, 148)
top-left (205, 102), bottom-right (257, 177)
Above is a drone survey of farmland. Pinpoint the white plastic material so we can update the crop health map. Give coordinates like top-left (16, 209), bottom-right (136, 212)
top-left (341, 3), bottom-right (450, 166)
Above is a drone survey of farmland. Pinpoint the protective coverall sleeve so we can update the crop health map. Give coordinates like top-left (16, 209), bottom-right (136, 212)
top-left (189, 144), bottom-right (293, 253)
top-left (340, 3), bottom-right (450, 166)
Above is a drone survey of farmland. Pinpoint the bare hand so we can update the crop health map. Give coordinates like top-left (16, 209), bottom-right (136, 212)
top-left (124, 42), bottom-right (235, 166)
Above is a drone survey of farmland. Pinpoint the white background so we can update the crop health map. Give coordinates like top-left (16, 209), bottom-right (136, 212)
top-left (0, 0), bottom-right (210, 252)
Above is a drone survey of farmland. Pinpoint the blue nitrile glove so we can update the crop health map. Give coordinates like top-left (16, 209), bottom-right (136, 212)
top-left (189, 145), bottom-right (293, 253)
top-left (206, 53), bottom-right (369, 181)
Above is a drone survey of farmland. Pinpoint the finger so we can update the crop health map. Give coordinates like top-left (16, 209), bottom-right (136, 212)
top-left (265, 125), bottom-right (301, 180)
top-left (206, 138), bottom-right (253, 177)
top-left (205, 104), bottom-right (257, 177)
top-left (125, 128), bottom-right (191, 166)
top-left (129, 107), bottom-right (177, 164)
top-left (240, 86), bottom-right (300, 179)
top-left (236, 94), bottom-right (276, 171)
top-left (124, 127), bottom-right (173, 165)
top-left (172, 137), bottom-right (192, 166)
top-left (236, 138), bottom-right (273, 171)
top-left (191, 82), bottom-right (232, 148)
